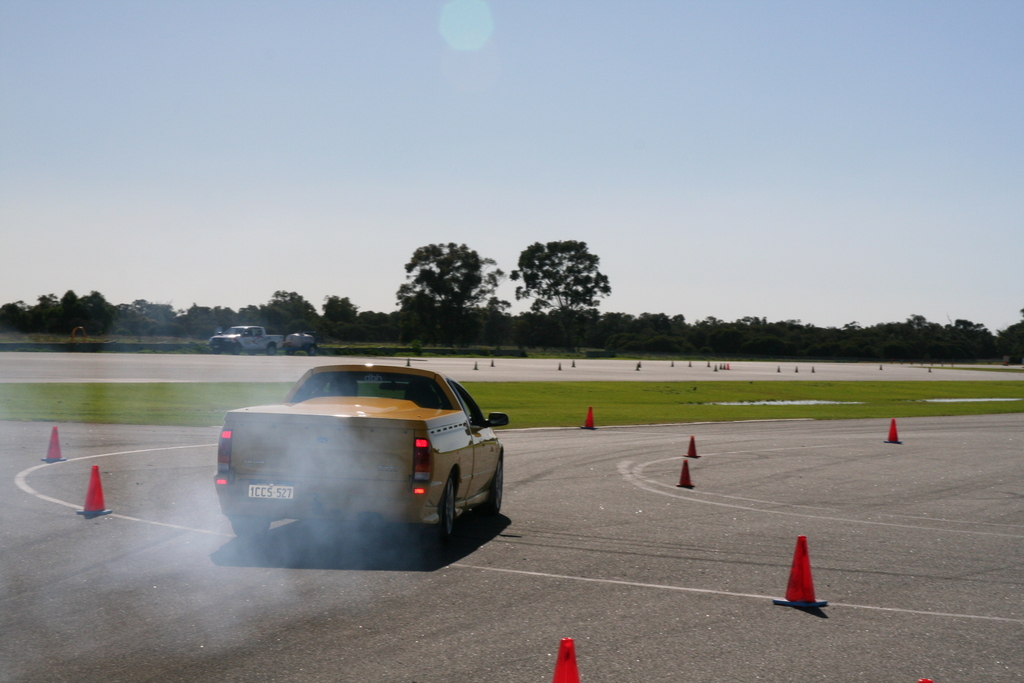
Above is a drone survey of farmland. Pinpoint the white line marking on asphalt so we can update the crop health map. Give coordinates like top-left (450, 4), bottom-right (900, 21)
top-left (619, 460), bottom-right (1024, 538)
top-left (14, 444), bottom-right (231, 537)
top-left (452, 564), bottom-right (1024, 624)
top-left (633, 455), bottom-right (1024, 530)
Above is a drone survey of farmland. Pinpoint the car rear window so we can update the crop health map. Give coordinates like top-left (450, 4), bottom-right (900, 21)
top-left (290, 371), bottom-right (453, 410)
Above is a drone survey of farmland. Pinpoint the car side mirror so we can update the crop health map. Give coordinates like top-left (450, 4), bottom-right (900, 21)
top-left (486, 412), bottom-right (509, 427)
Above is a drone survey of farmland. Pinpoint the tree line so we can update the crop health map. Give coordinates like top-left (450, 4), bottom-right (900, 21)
top-left (1, 241), bottom-right (1022, 361)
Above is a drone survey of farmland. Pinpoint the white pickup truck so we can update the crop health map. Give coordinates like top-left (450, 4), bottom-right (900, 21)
top-left (209, 326), bottom-right (284, 355)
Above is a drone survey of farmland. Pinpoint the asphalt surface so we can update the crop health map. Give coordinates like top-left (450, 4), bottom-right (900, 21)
top-left (3, 414), bottom-right (1022, 682)
top-left (1, 352), bottom-right (1021, 383)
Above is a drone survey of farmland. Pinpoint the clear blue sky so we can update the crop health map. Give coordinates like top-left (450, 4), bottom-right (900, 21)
top-left (2, 1), bottom-right (1021, 331)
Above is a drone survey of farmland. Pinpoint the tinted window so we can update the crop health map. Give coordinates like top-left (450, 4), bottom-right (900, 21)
top-left (291, 371), bottom-right (452, 410)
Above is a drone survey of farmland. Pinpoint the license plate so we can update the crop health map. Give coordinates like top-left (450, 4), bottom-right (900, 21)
top-left (248, 484), bottom-right (294, 499)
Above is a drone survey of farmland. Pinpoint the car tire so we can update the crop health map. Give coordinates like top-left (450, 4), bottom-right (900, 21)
top-left (307, 345), bottom-right (317, 356)
top-left (478, 457), bottom-right (503, 516)
top-left (266, 343), bottom-right (277, 356)
top-left (436, 473), bottom-right (456, 543)
top-left (229, 516), bottom-right (270, 539)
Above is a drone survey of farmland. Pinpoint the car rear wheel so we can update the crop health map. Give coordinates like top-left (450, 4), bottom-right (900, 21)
top-left (436, 474), bottom-right (456, 543)
top-left (266, 343), bottom-right (277, 356)
top-left (306, 345), bottom-right (317, 356)
top-left (478, 457), bottom-right (503, 516)
top-left (230, 516), bottom-right (270, 539)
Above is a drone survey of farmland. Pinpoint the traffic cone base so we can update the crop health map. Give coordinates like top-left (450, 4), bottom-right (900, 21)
top-left (43, 426), bottom-right (67, 463)
top-left (773, 535), bottom-right (827, 608)
top-left (581, 407), bottom-right (596, 430)
top-left (676, 459), bottom-right (694, 488)
top-left (772, 597), bottom-right (828, 608)
top-left (884, 418), bottom-right (902, 444)
top-left (77, 465), bottom-right (112, 518)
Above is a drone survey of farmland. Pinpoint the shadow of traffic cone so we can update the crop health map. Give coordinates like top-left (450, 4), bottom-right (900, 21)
top-left (686, 435), bottom-right (700, 458)
top-left (676, 459), bottom-right (694, 488)
top-left (884, 418), bottom-right (902, 444)
top-left (42, 426), bottom-right (66, 463)
top-left (773, 535), bottom-right (827, 608)
top-left (552, 638), bottom-right (580, 683)
top-left (582, 407), bottom-right (596, 430)
top-left (76, 465), bottom-right (112, 519)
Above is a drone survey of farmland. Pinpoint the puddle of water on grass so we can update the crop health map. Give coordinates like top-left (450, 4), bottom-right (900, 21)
top-left (710, 400), bottom-right (863, 406)
top-left (920, 398), bottom-right (1023, 403)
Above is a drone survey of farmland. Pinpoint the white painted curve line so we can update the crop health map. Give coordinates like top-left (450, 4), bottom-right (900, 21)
top-left (619, 461), bottom-right (1024, 539)
top-left (15, 443), bottom-right (231, 538)
top-left (633, 455), bottom-right (1024, 530)
top-left (451, 564), bottom-right (1024, 624)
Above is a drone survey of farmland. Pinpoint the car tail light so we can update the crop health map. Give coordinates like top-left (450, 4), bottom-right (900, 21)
top-left (217, 429), bottom-right (232, 473)
top-left (412, 437), bottom-right (431, 482)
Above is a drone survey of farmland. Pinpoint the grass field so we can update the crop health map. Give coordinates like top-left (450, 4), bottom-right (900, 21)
top-left (1, 381), bottom-right (1022, 428)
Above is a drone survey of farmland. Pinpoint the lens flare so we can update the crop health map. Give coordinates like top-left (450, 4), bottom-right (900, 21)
top-left (439, 0), bottom-right (494, 51)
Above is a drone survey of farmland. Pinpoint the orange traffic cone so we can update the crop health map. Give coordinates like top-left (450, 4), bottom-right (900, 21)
top-left (773, 535), bottom-right (827, 607)
top-left (884, 418), bottom-right (902, 444)
top-left (676, 459), bottom-right (694, 488)
top-left (686, 435), bottom-right (700, 458)
top-left (42, 426), bottom-right (66, 463)
top-left (581, 407), bottom-right (596, 430)
top-left (76, 465), bottom-right (112, 518)
top-left (552, 638), bottom-right (580, 683)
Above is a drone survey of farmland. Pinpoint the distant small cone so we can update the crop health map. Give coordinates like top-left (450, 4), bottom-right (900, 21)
top-left (928, 367), bottom-right (931, 372)
top-left (676, 459), bottom-right (694, 488)
top-left (811, 366), bottom-right (815, 373)
top-left (77, 465), bottom-right (112, 518)
top-left (686, 435), bottom-right (699, 458)
top-left (490, 358), bottom-right (495, 367)
top-left (42, 426), bottom-right (66, 463)
top-left (773, 535), bottom-right (827, 608)
top-left (671, 360), bottom-right (674, 367)
top-left (688, 360), bottom-right (692, 367)
top-left (795, 366), bottom-right (799, 373)
top-left (884, 418), bottom-right (902, 444)
top-left (406, 357), bottom-right (411, 367)
top-left (582, 406), bottom-right (596, 430)
top-left (777, 366), bottom-right (781, 373)
top-left (636, 361), bottom-right (641, 371)
top-left (880, 365), bottom-right (883, 370)
top-left (572, 359), bottom-right (576, 368)
top-left (714, 365), bottom-right (718, 372)
top-left (552, 638), bottom-right (580, 683)
top-left (707, 361), bottom-right (711, 367)
top-left (474, 361), bottom-right (479, 370)
top-left (558, 362), bottom-right (562, 371)
top-left (727, 363), bottom-right (730, 370)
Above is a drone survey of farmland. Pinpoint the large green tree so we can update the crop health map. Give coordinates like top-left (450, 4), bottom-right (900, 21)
top-left (396, 243), bottom-right (503, 346)
top-left (510, 240), bottom-right (611, 349)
